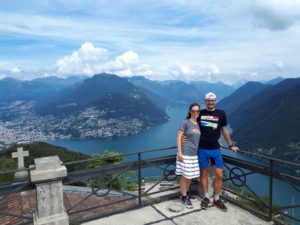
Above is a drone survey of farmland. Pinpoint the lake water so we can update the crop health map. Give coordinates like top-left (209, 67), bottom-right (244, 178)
top-left (50, 106), bottom-right (186, 154)
top-left (50, 106), bottom-right (299, 223)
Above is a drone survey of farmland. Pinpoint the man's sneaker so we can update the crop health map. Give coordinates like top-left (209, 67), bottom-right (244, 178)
top-left (200, 197), bottom-right (210, 209)
top-left (213, 199), bottom-right (228, 211)
top-left (181, 196), bottom-right (193, 209)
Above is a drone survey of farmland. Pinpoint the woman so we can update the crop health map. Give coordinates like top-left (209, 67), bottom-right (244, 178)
top-left (176, 103), bottom-right (201, 209)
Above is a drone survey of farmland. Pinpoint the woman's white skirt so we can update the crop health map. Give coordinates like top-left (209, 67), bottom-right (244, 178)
top-left (175, 155), bottom-right (200, 179)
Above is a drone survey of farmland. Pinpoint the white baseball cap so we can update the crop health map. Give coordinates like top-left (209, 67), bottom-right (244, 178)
top-left (205, 92), bottom-right (217, 100)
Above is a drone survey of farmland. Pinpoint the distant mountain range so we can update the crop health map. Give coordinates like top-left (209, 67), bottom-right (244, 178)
top-left (128, 76), bottom-right (204, 107)
top-left (220, 78), bottom-right (300, 163)
top-left (0, 74), bottom-right (171, 142)
top-left (192, 81), bottom-right (235, 100)
top-left (128, 76), bottom-right (235, 107)
top-left (2, 72), bottom-right (297, 160)
top-left (0, 76), bottom-right (86, 103)
top-left (36, 74), bottom-right (167, 125)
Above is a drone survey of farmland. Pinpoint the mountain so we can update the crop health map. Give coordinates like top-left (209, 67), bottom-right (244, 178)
top-left (0, 76), bottom-right (86, 103)
top-left (0, 74), bottom-right (168, 143)
top-left (232, 79), bottom-right (249, 89)
top-left (230, 78), bottom-right (300, 163)
top-left (192, 81), bottom-right (235, 100)
top-left (217, 81), bottom-right (271, 115)
top-left (166, 81), bottom-right (204, 105)
top-left (36, 73), bottom-right (168, 124)
top-left (128, 76), bottom-right (204, 106)
top-left (264, 76), bottom-right (285, 85)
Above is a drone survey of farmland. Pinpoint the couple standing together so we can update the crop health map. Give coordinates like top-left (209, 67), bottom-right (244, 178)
top-left (176, 92), bottom-right (239, 211)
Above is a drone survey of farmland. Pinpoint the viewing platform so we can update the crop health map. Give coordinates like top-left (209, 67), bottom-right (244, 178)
top-left (82, 189), bottom-right (272, 225)
top-left (0, 146), bottom-right (299, 225)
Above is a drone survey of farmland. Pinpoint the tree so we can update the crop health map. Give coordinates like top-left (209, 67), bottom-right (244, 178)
top-left (0, 157), bottom-right (17, 182)
top-left (88, 150), bottom-right (137, 190)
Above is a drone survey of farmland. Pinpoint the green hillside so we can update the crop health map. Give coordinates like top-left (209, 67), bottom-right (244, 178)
top-left (218, 81), bottom-right (270, 115)
top-left (230, 78), bottom-right (300, 163)
top-left (0, 142), bottom-right (90, 172)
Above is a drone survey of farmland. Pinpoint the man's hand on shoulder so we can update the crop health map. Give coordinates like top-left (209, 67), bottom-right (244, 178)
top-left (181, 135), bottom-right (188, 144)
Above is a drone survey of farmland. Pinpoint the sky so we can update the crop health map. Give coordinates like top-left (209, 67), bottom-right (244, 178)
top-left (0, 0), bottom-right (300, 84)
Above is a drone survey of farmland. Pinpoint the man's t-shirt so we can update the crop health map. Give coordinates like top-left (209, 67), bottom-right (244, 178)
top-left (199, 109), bottom-right (227, 149)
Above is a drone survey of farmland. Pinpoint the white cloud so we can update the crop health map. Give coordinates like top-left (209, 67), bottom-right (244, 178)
top-left (55, 42), bottom-right (107, 75)
top-left (168, 64), bottom-right (196, 81)
top-left (207, 64), bottom-right (220, 76)
top-left (272, 61), bottom-right (285, 71)
top-left (168, 64), bottom-right (221, 82)
top-left (99, 50), bottom-right (153, 76)
top-left (11, 67), bottom-right (22, 73)
top-left (55, 43), bottom-right (152, 77)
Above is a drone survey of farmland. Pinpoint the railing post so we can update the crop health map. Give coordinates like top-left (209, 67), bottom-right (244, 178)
top-left (30, 156), bottom-right (69, 225)
top-left (138, 152), bottom-right (142, 206)
top-left (268, 159), bottom-right (274, 221)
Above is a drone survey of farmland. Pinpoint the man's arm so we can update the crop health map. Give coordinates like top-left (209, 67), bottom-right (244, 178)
top-left (221, 126), bottom-right (239, 152)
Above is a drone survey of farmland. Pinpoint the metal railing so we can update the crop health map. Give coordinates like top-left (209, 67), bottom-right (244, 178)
top-left (62, 146), bottom-right (179, 223)
top-left (221, 147), bottom-right (300, 225)
top-left (0, 146), bottom-right (299, 225)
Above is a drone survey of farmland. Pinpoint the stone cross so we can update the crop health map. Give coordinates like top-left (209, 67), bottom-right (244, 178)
top-left (11, 147), bottom-right (29, 181)
top-left (12, 147), bottom-right (29, 169)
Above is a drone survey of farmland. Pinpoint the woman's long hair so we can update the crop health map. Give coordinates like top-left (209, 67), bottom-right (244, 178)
top-left (186, 102), bottom-right (200, 122)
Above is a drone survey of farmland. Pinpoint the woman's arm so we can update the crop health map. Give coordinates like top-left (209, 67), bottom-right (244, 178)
top-left (177, 129), bottom-right (184, 161)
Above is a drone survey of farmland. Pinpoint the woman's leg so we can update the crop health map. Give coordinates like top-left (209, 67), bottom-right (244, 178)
top-left (186, 178), bottom-right (192, 193)
top-left (180, 176), bottom-right (188, 196)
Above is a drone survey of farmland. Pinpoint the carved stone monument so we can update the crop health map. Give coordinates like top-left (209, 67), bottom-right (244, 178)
top-left (11, 147), bottom-right (29, 180)
top-left (30, 156), bottom-right (69, 225)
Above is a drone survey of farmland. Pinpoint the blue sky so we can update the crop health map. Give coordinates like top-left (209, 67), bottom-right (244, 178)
top-left (0, 0), bottom-right (300, 83)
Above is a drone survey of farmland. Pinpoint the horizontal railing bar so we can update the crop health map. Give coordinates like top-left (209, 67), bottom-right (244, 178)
top-left (221, 147), bottom-right (300, 168)
top-left (223, 155), bottom-right (300, 186)
top-left (1, 145), bottom-right (299, 175)
top-left (63, 146), bottom-right (177, 166)
top-left (66, 155), bottom-right (175, 181)
top-left (0, 167), bottom-right (34, 175)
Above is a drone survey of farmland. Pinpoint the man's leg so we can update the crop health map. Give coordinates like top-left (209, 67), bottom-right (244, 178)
top-left (213, 167), bottom-right (223, 197)
top-left (198, 149), bottom-right (211, 209)
top-left (211, 150), bottom-right (227, 211)
top-left (200, 168), bottom-right (211, 209)
top-left (200, 169), bottom-right (209, 195)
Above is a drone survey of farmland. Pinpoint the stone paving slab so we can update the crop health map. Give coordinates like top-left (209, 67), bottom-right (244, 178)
top-left (82, 196), bottom-right (272, 225)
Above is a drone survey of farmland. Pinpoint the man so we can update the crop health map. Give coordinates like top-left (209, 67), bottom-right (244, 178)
top-left (199, 92), bottom-right (239, 211)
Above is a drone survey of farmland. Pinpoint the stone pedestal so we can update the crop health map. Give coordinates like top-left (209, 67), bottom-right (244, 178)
top-left (30, 156), bottom-right (69, 225)
top-left (14, 170), bottom-right (29, 181)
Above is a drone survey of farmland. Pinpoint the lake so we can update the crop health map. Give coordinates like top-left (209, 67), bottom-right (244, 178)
top-left (50, 106), bottom-right (299, 223)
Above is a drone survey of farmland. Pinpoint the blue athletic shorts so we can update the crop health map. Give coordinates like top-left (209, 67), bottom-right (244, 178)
top-left (198, 148), bottom-right (224, 169)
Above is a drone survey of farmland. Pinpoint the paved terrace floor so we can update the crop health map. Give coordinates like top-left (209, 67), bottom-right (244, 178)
top-left (82, 196), bottom-right (273, 225)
